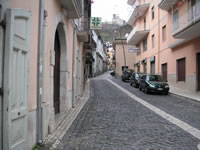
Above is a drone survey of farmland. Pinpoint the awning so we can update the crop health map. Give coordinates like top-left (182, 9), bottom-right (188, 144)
top-left (141, 58), bottom-right (147, 64)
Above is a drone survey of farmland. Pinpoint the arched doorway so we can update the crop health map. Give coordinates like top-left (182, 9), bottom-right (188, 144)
top-left (54, 30), bottom-right (60, 114)
top-left (53, 22), bottom-right (68, 115)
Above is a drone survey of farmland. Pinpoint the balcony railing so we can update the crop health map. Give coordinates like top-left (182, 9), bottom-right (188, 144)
top-left (127, 24), bottom-right (150, 45)
top-left (127, 1), bottom-right (150, 25)
top-left (173, 4), bottom-right (200, 39)
top-left (59, 0), bottom-right (82, 19)
top-left (158, 0), bottom-right (179, 11)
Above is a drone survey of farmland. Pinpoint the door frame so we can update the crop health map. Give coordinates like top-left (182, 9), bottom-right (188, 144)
top-left (197, 52), bottom-right (200, 91)
top-left (161, 63), bottom-right (168, 81)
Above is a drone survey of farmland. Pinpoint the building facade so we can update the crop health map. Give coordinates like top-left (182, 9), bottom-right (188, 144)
top-left (0, 0), bottom-right (92, 149)
top-left (113, 39), bottom-right (137, 77)
top-left (127, 0), bottom-right (200, 93)
top-left (92, 30), bottom-right (107, 77)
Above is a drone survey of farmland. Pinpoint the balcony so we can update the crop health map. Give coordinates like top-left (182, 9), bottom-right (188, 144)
top-left (158, 0), bottom-right (179, 11)
top-left (77, 20), bottom-right (89, 42)
top-left (127, 0), bottom-right (136, 6)
top-left (127, 2), bottom-right (150, 25)
top-left (173, 5), bottom-right (200, 40)
top-left (59, 0), bottom-right (82, 19)
top-left (127, 26), bottom-right (149, 45)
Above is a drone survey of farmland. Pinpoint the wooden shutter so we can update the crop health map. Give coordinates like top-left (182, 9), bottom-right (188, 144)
top-left (3, 9), bottom-right (31, 150)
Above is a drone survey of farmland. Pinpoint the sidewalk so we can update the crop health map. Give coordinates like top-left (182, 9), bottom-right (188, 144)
top-left (41, 80), bottom-right (90, 150)
top-left (169, 86), bottom-right (200, 102)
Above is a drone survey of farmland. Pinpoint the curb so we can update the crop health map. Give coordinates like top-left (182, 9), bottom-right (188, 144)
top-left (169, 92), bottom-right (200, 103)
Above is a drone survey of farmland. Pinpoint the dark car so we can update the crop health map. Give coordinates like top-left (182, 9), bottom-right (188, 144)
top-left (121, 69), bottom-right (134, 82)
top-left (130, 73), bottom-right (144, 88)
top-left (110, 70), bottom-right (115, 76)
top-left (139, 74), bottom-right (169, 94)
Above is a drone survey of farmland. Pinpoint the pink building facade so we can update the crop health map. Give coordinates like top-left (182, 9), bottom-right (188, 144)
top-left (127, 0), bottom-right (200, 93)
top-left (0, 0), bottom-right (93, 149)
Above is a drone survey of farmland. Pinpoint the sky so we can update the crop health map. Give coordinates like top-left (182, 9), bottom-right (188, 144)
top-left (91, 0), bottom-right (132, 22)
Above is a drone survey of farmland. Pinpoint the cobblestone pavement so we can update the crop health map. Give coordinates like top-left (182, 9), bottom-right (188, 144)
top-left (58, 75), bottom-right (200, 150)
top-left (110, 75), bottom-right (200, 130)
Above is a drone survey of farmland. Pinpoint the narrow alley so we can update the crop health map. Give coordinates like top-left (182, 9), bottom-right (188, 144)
top-left (54, 73), bottom-right (200, 150)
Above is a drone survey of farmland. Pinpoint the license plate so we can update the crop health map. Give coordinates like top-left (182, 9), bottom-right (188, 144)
top-left (158, 88), bottom-right (163, 91)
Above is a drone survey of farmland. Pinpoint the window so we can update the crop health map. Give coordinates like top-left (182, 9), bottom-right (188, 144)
top-left (144, 17), bottom-right (146, 30)
top-left (177, 58), bottom-right (186, 81)
top-left (152, 34), bottom-right (155, 48)
top-left (143, 63), bottom-right (147, 74)
top-left (151, 6), bottom-right (154, 20)
top-left (151, 62), bottom-right (155, 74)
top-left (162, 25), bottom-right (166, 42)
top-left (143, 38), bottom-right (147, 52)
top-left (173, 10), bottom-right (179, 32)
top-left (137, 44), bottom-right (141, 56)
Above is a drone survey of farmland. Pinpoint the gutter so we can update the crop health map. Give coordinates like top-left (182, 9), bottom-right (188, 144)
top-left (37, 0), bottom-right (44, 145)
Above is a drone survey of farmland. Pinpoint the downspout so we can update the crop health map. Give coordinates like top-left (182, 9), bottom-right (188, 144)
top-left (72, 24), bottom-right (76, 108)
top-left (42, 10), bottom-right (48, 140)
top-left (37, 0), bottom-right (44, 145)
top-left (158, 7), bottom-right (161, 74)
top-left (0, 2), bottom-right (7, 150)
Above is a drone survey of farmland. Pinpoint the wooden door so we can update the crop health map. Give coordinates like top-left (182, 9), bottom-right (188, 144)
top-left (54, 31), bottom-right (60, 114)
top-left (197, 53), bottom-right (200, 91)
top-left (177, 58), bottom-right (186, 81)
top-left (3, 9), bottom-right (31, 150)
top-left (162, 63), bottom-right (168, 81)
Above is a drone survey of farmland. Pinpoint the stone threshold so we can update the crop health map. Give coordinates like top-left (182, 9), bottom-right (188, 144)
top-left (42, 80), bottom-right (90, 150)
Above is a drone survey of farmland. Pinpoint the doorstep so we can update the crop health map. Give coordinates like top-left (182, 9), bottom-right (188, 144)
top-left (41, 80), bottom-right (90, 150)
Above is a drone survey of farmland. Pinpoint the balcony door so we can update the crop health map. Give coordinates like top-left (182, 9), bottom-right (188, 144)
top-left (188, 0), bottom-right (200, 21)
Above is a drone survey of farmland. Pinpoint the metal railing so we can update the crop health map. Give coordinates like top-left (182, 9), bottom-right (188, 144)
top-left (173, 4), bottom-right (200, 34)
top-left (127, 0), bottom-right (149, 22)
top-left (74, 0), bottom-right (82, 14)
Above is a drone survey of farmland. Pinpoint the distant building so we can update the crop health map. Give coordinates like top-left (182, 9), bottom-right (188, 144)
top-left (113, 38), bottom-right (137, 78)
top-left (112, 14), bottom-right (125, 26)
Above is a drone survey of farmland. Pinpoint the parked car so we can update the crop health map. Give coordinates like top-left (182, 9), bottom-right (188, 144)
top-left (130, 73), bottom-right (144, 88)
top-left (139, 74), bottom-right (169, 94)
top-left (121, 69), bottom-right (134, 82)
top-left (110, 70), bottom-right (115, 76)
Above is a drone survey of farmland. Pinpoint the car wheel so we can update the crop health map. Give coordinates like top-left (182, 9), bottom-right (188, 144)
top-left (164, 91), bottom-right (169, 95)
top-left (139, 85), bottom-right (142, 91)
top-left (145, 87), bottom-right (149, 94)
top-left (130, 83), bottom-right (132, 86)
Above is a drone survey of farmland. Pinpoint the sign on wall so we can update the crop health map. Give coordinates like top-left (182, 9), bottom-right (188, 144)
top-left (90, 17), bottom-right (102, 30)
top-left (128, 46), bottom-right (140, 53)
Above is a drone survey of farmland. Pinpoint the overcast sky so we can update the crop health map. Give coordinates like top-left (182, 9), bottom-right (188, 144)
top-left (91, 0), bottom-right (132, 22)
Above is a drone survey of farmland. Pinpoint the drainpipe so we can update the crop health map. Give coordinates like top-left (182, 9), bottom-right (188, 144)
top-left (158, 7), bottom-right (161, 74)
top-left (42, 10), bottom-right (48, 140)
top-left (72, 25), bottom-right (77, 108)
top-left (37, 0), bottom-right (44, 145)
top-left (0, 2), bottom-right (7, 150)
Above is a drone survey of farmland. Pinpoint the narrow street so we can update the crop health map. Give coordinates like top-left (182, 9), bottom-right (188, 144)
top-left (57, 73), bottom-right (200, 150)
